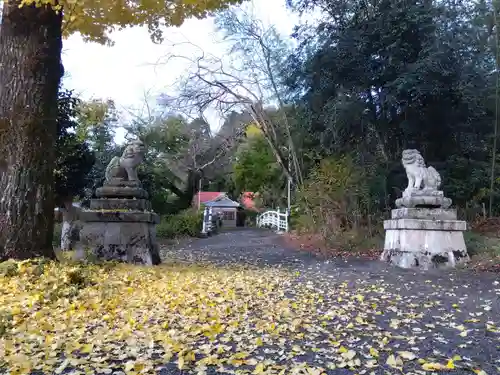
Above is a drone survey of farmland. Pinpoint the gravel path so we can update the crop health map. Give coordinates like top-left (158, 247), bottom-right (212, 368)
top-left (160, 229), bottom-right (500, 374)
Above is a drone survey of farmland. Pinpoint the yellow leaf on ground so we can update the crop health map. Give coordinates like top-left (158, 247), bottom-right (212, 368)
top-left (397, 351), bottom-right (417, 360)
top-left (342, 350), bottom-right (356, 360)
top-left (253, 363), bottom-right (265, 375)
top-left (80, 344), bottom-right (93, 354)
top-left (422, 362), bottom-right (448, 371)
top-left (178, 356), bottom-right (185, 370)
top-left (386, 354), bottom-right (402, 368)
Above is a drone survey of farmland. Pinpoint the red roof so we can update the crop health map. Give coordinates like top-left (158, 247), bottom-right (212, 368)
top-left (241, 192), bottom-right (260, 211)
top-left (193, 192), bottom-right (225, 207)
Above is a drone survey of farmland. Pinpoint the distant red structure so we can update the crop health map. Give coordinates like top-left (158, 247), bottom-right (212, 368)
top-left (192, 192), bottom-right (225, 209)
top-left (240, 192), bottom-right (260, 212)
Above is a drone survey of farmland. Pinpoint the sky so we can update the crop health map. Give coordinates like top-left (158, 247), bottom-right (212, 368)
top-left (62, 0), bottom-right (304, 143)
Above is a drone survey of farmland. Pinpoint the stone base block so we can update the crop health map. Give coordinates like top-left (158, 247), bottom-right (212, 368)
top-left (384, 218), bottom-right (466, 231)
top-left (391, 208), bottom-right (458, 220)
top-left (96, 186), bottom-right (148, 199)
top-left (80, 210), bottom-right (160, 265)
top-left (382, 213), bottom-right (469, 270)
top-left (105, 179), bottom-right (142, 187)
top-left (80, 210), bottom-right (159, 223)
top-left (395, 195), bottom-right (452, 208)
top-left (90, 198), bottom-right (151, 211)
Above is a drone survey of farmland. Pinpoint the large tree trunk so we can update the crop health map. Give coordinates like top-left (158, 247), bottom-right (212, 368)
top-left (0, 1), bottom-right (63, 260)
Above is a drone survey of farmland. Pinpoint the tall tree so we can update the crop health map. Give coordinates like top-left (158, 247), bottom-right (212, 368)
top-left (215, 7), bottom-right (303, 185)
top-left (285, 0), bottom-right (496, 210)
top-left (126, 111), bottom-right (249, 211)
top-left (490, 0), bottom-right (500, 215)
top-left (76, 99), bottom-right (120, 204)
top-left (167, 45), bottom-right (296, 185)
top-left (0, 0), bottom-right (245, 260)
top-left (0, 2), bottom-right (63, 259)
top-left (233, 131), bottom-right (285, 207)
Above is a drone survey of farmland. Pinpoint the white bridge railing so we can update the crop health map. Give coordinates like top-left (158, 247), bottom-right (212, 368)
top-left (256, 208), bottom-right (289, 232)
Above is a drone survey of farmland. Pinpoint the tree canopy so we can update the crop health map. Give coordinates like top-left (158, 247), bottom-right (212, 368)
top-left (20, 0), bottom-right (245, 44)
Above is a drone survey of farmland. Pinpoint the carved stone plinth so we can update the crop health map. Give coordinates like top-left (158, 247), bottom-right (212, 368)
top-left (90, 198), bottom-right (151, 211)
top-left (395, 189), bottom-right (452, 209)
top-left (381, 149), bottom-right (469, 270)
top-left (80, 177), bottom-right (160, 265)
top-left (96, 185), bottom-right (148, 199)
top-left (80, 211), bottom-right (161, 265)
top-left (381, 208), bottom-right (468, 269)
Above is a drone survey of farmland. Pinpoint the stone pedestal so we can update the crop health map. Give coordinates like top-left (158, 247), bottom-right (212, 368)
top-left (80, 180), bottom-right (161, 265)
top-left (381, 206), bottom-right (469, 270)
top-left (395, 189), bottom-right (452, 209)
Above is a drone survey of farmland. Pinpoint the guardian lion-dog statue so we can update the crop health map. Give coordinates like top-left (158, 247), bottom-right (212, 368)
top-left (105, 140), bottom-right (146, 182)
top-left (401, 149), bottom-right (441, 192)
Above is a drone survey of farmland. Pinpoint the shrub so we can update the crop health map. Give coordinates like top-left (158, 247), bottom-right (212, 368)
top-left (157, 209), bottom-right (204, 239)
top-left (295, 155), bottom-right (379, 251)
top-left (243, 209), bottom-right (259, 226)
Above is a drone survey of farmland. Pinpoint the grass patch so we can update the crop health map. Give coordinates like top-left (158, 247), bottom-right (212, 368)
top-left (464, 231), bottom-right (500, 257)
top-left (463, 231), bottom-right (500, 271)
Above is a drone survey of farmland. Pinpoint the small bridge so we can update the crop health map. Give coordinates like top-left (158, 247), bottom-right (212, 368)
top-left (256, 209), bottom-right (289, 232)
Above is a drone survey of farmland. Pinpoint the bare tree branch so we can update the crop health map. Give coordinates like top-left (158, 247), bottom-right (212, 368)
top-left (153, 38), bottom-right (296, 184)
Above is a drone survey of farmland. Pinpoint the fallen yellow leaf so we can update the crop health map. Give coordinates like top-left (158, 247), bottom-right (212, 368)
top-left (397, 351), bottom-right (417, 360)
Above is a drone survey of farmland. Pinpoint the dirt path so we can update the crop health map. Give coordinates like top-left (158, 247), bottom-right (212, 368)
top-left (160, 229), bottom-right (500, 374)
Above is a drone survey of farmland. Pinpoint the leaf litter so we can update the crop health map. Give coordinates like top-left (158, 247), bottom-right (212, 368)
top-left (0, 238), bottom-right (499, 375)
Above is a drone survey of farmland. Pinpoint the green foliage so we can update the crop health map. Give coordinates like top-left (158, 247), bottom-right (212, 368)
top-left (233, 135), bottom-right (285, 207)
top-left (156, 209), bottom-right (204, 239)
top-left (75, 99), bottom-right (120, 206)
top-left (242, 209), bottom-right (259, 226)
top-left (128, 115), bottom-right (195, 215)
top-left (148, 189), bottom-right (176, 216)
top-left (55, 89), bottom-right (95, 203)
top-left (284, 0), bottom-right (499, 213)
top-left (125, 109), bottom-right (255, 215)
top-left (295, 156), bottom-right (378, 249)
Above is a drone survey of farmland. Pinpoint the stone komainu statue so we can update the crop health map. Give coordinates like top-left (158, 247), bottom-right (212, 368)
top-left (401, 149), bottom-right (441, 191)
top-left (105, 140), bottom-right (146, 182)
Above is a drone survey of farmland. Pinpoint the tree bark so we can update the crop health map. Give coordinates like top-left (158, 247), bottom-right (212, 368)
top-left (0, 1), bottom-right (63, 260)
top-left (490, 1), bottom-right (500, 217)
